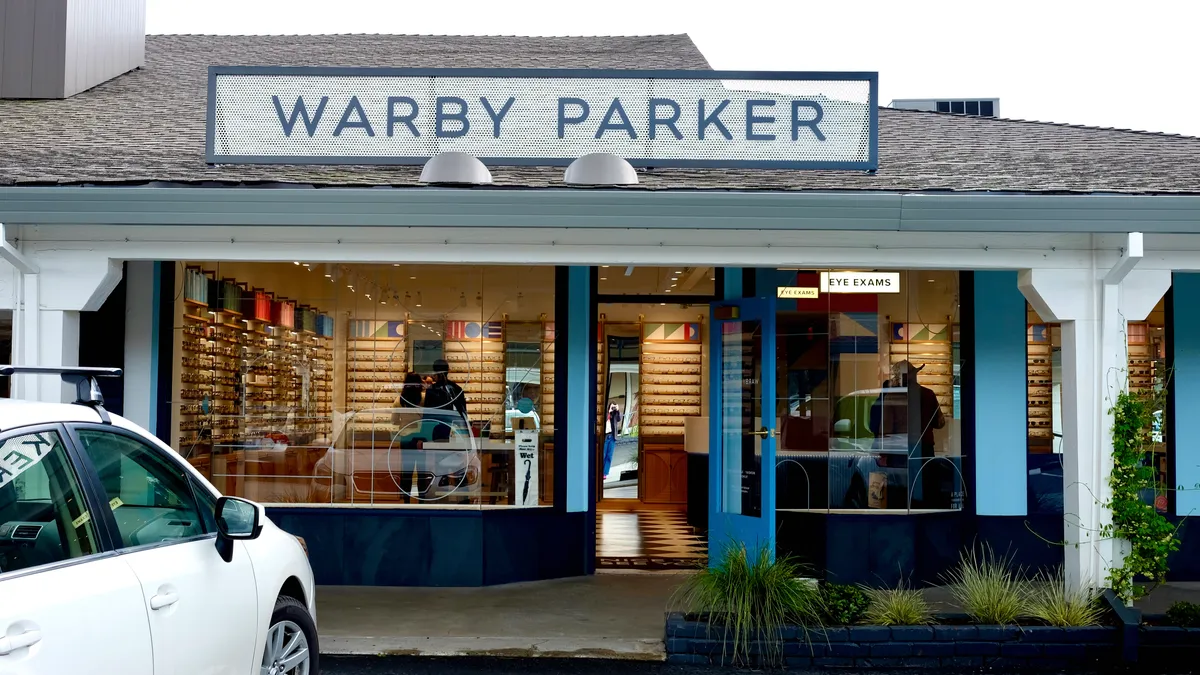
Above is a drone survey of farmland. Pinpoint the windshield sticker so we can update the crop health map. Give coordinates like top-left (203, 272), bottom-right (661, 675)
top-left (0, 432), bottom-right (59, 490)
top-left (109, 497), bottom-right (124, 510)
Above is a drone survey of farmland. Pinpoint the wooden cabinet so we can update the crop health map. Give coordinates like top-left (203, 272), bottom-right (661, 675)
top-left (642, 440), bottom-right (688, 504)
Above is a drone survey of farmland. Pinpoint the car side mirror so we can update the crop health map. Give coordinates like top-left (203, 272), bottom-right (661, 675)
top-left (833, 419), bottom-right (852, 434)
top-left (214, 496), bottom-right (263, 563)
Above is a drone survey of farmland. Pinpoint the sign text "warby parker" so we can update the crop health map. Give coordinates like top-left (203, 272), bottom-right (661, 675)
top-left (272, 95), bottom-right (829, 142)
top-left (208, 70), bottom-right (878, 168)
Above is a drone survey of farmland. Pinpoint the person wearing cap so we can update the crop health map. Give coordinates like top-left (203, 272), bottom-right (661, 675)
top-left (870, 359), bottom-right (947, 507)
top-left (422, 358), bottom-right (468, 442)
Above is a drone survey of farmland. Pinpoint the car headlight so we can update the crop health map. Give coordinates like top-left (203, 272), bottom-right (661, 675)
top-left (294, 535), bottom-right (308, 557)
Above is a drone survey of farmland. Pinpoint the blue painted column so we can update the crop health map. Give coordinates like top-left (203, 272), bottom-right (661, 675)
top-left (973, 271), bottom-right (1028, 515)
top-left (122, 261), bottom-right (160, 434)
top-left (1173, 273), bottom-right (1200, 517)
top-left (565, 266), bottom-right (593, 513)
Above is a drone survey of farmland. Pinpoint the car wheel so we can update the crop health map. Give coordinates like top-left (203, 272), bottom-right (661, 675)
top-left (261, 595), bottom-right (319, 675)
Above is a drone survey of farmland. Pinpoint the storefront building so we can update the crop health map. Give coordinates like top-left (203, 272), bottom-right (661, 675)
top-left (2, 26), bottom-right (1200, 588)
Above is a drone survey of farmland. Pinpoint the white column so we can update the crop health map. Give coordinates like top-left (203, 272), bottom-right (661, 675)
top-left (1019, 261), bottom-right (1170, 592)
top-left (8, 249), bottom-right (123, 403)
top-left (123, 261), bottom-right (157, 431)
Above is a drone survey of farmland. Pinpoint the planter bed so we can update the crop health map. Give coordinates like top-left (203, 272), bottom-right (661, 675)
top-left (665, 612), bottom-right (1200, 670)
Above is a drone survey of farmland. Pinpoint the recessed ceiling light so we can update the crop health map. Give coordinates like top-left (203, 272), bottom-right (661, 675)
top-left (293, 261), bottom-right (300, 265)
top-left (600, 277), bottom-right (608, 281)
top-left (393, 264), bottom-right (401, 267)
top-left (671, 284), bottom-right (677, 288)
top-left (410, 276), bottom-right (417, 280)
top-left (665, 289), bottom-right (672, 293)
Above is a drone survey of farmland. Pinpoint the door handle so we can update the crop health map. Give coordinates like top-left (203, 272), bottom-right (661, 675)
top-left (748, 427), bottom-right (775, 438)
top-left (150, 592), bottom-right (179, 610)
top-left (0, 630), bottom-right (42, 656)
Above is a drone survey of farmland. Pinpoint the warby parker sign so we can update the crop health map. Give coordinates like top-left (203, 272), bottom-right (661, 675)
top-left (207, 67), bottom-right (878, 169)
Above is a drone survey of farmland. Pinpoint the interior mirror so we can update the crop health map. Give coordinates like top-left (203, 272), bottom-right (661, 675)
top-left (215, 496), bottom-right (262, 562)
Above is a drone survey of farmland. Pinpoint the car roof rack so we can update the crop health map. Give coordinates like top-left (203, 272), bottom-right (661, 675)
top-left (0, 366), bottom-right (123, 424)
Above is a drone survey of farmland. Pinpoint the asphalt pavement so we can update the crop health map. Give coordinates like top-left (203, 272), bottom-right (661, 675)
top-left (323, 656), bottom-right (718, 674)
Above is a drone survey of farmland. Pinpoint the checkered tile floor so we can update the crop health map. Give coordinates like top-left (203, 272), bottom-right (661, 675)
top-left (596, 511), bottom-right (707, 570)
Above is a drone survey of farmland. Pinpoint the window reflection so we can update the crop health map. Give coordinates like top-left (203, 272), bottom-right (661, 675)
top-left (775, 270), bottom-right (963, 512)
top-left (174, 263), bottom-right (555, 509)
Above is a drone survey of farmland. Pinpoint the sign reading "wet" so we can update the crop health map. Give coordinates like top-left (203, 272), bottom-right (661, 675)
top-left (208, 68), bottom-right (878, 169)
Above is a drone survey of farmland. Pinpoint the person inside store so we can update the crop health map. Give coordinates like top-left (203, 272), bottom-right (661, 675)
top-left (869, 360), bottom-right (949, 508)
top-left (422, 358), bottom-right (469, 442)
top-left (391, 372), bottom-right (426, 443)
top-left (399, 372), bottom-right (424, 407)
top-left (602, 402), bottom-right (622, 481)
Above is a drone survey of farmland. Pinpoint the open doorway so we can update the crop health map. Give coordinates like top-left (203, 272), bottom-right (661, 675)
top-left (601, 326), bottom-right (640, 500)
top-left (594, 299), bottom-right (709, 570)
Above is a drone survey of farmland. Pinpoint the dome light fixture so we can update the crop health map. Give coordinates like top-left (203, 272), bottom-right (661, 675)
top-left (419, 152), bottom-right (493, 185)
top-left (564, 153), bottom-right (638, 186)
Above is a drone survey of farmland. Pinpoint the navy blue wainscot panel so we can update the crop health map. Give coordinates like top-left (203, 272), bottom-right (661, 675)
top-left (344, 510), bottom-right (484, 587)
top-left (483, 509), bottom-right (589, 585)
top-left (266, 508), bottom-right (346, 586)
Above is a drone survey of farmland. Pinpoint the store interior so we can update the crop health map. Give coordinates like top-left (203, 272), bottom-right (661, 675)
top-left (171, 262), bottom-right (558, 508)
top-left (596, 302), bottom-right (710, 505)
top-left (1025, 296), bottom-right (1169, 514)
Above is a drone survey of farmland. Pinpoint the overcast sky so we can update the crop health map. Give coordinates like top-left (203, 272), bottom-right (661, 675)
top-left (148, 0), bottom-right (1199, 137)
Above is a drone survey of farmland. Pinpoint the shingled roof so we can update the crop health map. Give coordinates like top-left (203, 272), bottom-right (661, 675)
top-left (2, 33), bottom-right (1199, 193)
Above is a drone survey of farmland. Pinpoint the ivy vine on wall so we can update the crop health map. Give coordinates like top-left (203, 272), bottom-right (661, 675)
top-left (1103, 383), bottom-right (1180, 603)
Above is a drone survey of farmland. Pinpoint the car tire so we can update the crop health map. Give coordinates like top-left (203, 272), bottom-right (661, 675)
top-left (261, 595), bottom-right (319, 675)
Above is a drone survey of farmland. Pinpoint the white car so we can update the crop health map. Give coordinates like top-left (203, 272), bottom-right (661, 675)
top-left (0, 366), bottom-right (318, 675)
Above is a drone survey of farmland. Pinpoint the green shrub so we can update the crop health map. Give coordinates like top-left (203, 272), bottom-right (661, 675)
top-left (1165, 601), bottom-right (1200, 628)
top-left (1024, 569), bottom-right (1104, 627)
top-left (820, 583), bottom-right (870, 625)
top-left (862, 585), bottom-right (932, 626)
top-left (671, 543), bottom-right (823, 666)
top-left (942, 545), bottom-right (1030, 625)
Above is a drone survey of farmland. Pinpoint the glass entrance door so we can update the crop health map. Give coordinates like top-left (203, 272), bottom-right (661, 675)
top-left (708, 296), bottom-right (776, 562)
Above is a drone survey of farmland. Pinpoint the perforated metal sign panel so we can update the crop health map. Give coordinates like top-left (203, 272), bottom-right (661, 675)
top-left (207, 68), bottom-right (878, 169)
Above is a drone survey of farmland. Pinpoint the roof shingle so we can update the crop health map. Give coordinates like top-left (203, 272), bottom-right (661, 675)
top-left (2, 33), bottom-right (1199, 193)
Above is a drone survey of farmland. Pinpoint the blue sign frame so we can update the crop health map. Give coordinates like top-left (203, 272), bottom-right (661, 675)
top-left (206, 67), bottom-right (879, 171)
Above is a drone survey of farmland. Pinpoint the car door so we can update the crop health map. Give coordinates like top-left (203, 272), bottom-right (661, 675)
top-left (69, 425), bottom-right (259, 675)
top-left (0, 425), bottom-right (153, 675)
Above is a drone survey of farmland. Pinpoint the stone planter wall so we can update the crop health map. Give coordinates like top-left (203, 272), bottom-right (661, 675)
top-left (666, 613), bottom-right (1146, 670)
top-left (1140, 625), bottom-right (1200, 669)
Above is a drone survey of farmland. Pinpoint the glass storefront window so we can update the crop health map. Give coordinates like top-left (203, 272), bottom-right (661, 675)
top-left (173, 262), bottom-right (555, 508)
top-left (1025, 298), bottom-right (1169, 514)
top-left (773, 270), bottom-right (963, 512)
